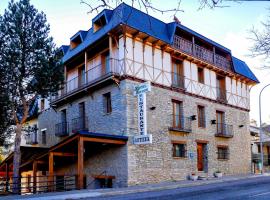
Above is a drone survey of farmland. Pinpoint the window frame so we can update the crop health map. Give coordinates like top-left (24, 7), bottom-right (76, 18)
top-left (217, 145), bottom-right (229, 160)
top-left (172, 141), bottom-right (187, 158)
top-left (198, 67), bottom-right (204, 84)
top-left (103, 92), bottom-right (112, 114)
top-left (197, 105), bottom-right (206, 128)
top-left (41, 130), bottom-right (46, 145)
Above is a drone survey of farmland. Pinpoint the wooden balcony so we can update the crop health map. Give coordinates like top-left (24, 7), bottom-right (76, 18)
top-left (51, 58), bottom-right (120, 104)
top-left (173, 35), bottom-right (232, 72)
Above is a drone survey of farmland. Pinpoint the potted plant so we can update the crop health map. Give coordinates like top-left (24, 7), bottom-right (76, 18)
top-left (190, 173), bottom-right (198, 181)
top-left (214, 170), bottom-right (223, 178)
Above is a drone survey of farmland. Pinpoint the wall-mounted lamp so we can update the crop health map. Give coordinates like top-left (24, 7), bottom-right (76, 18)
top-left (190, 115), bottom-right (196, 121)
top-left (211, 120), bottom-right (216, 125)
top-left (239, 125), bottom-right (244, 128)
top-left (150, 106), bottom-right (156, 110)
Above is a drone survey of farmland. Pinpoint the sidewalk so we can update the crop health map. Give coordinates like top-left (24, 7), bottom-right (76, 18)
top-left (1, 173), bottom-right (269, 200)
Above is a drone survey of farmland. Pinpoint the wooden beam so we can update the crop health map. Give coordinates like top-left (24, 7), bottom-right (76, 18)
top-left (82, 137), bottom-right (126, 145)
top-left (52, 152), bottom-right (76, 157)
top-left (48, 152), bottom-right (54, 192)
top-left (49, 135), bottom-right (79, 152)
top-left (77, 136), bottom-right (84, 190)
top-left (33, 161), bottom-right (37, 194)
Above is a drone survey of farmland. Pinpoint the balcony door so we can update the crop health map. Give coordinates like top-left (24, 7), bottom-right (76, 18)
top-left (173, 100), bottom-right (184, 129)
top-left (79, 102), bottom-right (86, 130)
top-left (61, 109), bottom-right (67, 134)
top-left (78, 65), bottom-right (85, 87)
top-left (216, 111), bottom-right (224, 134)
top-left (101, 51), bottom-right (110, 75)
top-left (172, 60), bottom-right (184, 89)
top-left (216, 75), bottom-right (226, 101)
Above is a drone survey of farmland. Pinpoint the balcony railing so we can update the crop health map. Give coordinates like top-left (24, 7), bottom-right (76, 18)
top-left (173, 35), bottom-right (231, 72)
top-left (25, 133), bottom-right (38, 145)
top-left (172, 73), bottom-right (185, 89)
top-left (169, 115), bottom-right (192, 133)
top-left (252, 154), bottom-right (270, 166)
top-left (216, 87), bottom-right (227, 102)
top-left (53, 58), bottom-right (120, 102)
top-left (215, 123), bottom-right (233, 138)
top-left (55, 122), bottom-right (69, 137)
top-left (71, 116), bottom-right (88, 133)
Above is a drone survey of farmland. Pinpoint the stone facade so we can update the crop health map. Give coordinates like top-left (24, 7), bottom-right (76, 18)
top-left (32, 78), bottom-right (252, 188)
top-left (124, 79), bottom-right (251, 185)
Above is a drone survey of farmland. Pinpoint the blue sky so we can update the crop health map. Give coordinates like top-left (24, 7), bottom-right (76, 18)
top-left (1, 0), bottom-right (270, 124)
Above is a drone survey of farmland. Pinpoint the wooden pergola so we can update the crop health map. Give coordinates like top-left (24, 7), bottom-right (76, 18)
top-left (0, 132), bottom-right (128, 192)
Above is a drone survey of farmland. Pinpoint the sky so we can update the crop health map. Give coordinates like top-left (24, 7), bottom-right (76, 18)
top-left (0, 0), bottom-right (270, 125)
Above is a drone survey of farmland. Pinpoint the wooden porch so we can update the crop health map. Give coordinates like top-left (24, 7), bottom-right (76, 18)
top-left (0, 132), bottom-right (128, 194)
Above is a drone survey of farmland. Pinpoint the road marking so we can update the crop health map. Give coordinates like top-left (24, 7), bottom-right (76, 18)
top-left (250, 191), bottom-right (270, 197)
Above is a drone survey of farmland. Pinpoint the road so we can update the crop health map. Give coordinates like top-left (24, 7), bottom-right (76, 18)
top-left (85, 176), bottom-right (270, 200)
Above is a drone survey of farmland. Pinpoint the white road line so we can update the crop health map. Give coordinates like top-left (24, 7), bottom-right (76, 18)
top-left (250, 191), bottom-right (270, 197)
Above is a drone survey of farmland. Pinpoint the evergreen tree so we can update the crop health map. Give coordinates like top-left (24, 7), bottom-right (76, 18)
top-left (0, 0), bottom-right (64, 192)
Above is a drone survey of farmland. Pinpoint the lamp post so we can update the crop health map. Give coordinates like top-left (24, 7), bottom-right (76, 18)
top-left (259, 83), bottom-right (270, 174)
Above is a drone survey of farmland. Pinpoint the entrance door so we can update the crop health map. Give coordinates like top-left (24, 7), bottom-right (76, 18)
top-left (197, 143), bottom-right (204, 171)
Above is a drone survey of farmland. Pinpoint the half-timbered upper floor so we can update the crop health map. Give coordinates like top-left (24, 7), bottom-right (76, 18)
top-left (52, 3), bottom-right (259, 111)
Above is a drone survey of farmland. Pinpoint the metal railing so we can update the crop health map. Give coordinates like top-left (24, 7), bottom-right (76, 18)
top-left (0, 175), bottom-right (77, 195)
top-left (25, 133), bottom-right (38, 145)
top-left (217, 151), bottom-right (230, 160)
top-left (55, 122), bottom-right (69, 137)
top-left (173, 35), bottom-right (231, 72)
top-left (216, 87), bottom-right (227, 102)
top-left (172, 73), bottom-right (185, 89)
top-left (54, 58), bottom-right (120, 101)
top-left (215, 123), bottom-right (233, 137)
top-left (71, 116), bottom-right (88, 133)
top-left (252, 154), bottom-right (270, 166)
top-left (170, 115), bottom-right (192, 133)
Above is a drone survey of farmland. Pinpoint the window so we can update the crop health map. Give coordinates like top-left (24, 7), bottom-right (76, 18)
top-left (41, 130), bottom-right (46, 145)
top-left (40, 99), bottom-right (45, 111)
top-left (216, 111), bottom-right (225, 134)
top-left (216, 75), bottom-right (226, 101)
top-left (197, 105), bottom-right (206, 128)
top-left (103, 92), bottom-right (112, 114)
top-left (101, 51), bottom-right (110, 74)
top-left (172, 60), bottom-right (184, 89)
top-left (172, 141), bottom-right (187, 158)
top-left (78, 65), bottom-right (86, 86)
top-left (198, 67), bottom-right (204, 84)
top-left (217, 146), bottom-right (229, 160)
top-left (172, 100), bottom-right (183, 128)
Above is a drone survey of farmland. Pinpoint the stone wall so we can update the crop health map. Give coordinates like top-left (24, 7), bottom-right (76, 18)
top-left (124, 79), bottom-right (251, 185)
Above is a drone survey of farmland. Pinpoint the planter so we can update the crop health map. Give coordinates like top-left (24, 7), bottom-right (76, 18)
top-left (214, 172), bottom-right (223, 178)
top-left (190, 175), bottom-right (198, 181)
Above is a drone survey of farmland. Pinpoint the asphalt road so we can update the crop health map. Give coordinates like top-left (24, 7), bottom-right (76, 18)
top-left (85, 176), bottom-right (270, 200)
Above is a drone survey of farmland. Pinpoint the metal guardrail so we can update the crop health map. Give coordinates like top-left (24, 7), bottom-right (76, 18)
top-left (55, 122), bottom-right (69, 137)
top-left (169, 115), bottom-right (192, 133)
top-left (0, 175), bottom-right (77, 195)
top-left (216, 123), bottom-right (233, 137)
top-left (71, 116), bottom-right (88, 133)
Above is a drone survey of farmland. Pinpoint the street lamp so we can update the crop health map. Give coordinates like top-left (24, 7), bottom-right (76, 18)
top-left (259, 83), bottom-right (270, 174)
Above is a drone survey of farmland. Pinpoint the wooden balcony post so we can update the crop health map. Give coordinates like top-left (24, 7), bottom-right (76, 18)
top-left (48, 152), bottom-right (54, 191)
top-left (33, 160), bottom-right (37, 194)
top-left (109, 33), bottom-right (113, 71)
top-left (77, 136), bottom-right (84, 189)
top-left (5, 162), bottom-right (9, 192)
top-left (213, 47), bottom-right (216, 64)
top-left (84, 51), bottom-right (88, 83)
top-left (192, 36), bottom-right (195, 54)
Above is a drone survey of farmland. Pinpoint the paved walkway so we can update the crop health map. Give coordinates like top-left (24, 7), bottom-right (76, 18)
top-left (1, 173), bottom-right (268, 200)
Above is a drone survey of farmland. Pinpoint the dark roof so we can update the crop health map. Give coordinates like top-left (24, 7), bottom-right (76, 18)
top-left (232, 57), bottom-right (259, 83)
top-left (78, 130), bottom-right (129, 141)
top-left (62, 2), bottom-right (258, 83)
top-left (60, 45), bottom-right (69, 55)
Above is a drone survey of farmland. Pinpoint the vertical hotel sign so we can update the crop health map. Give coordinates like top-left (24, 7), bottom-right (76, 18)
top-left (133, 81), bottom-right (152, 145)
